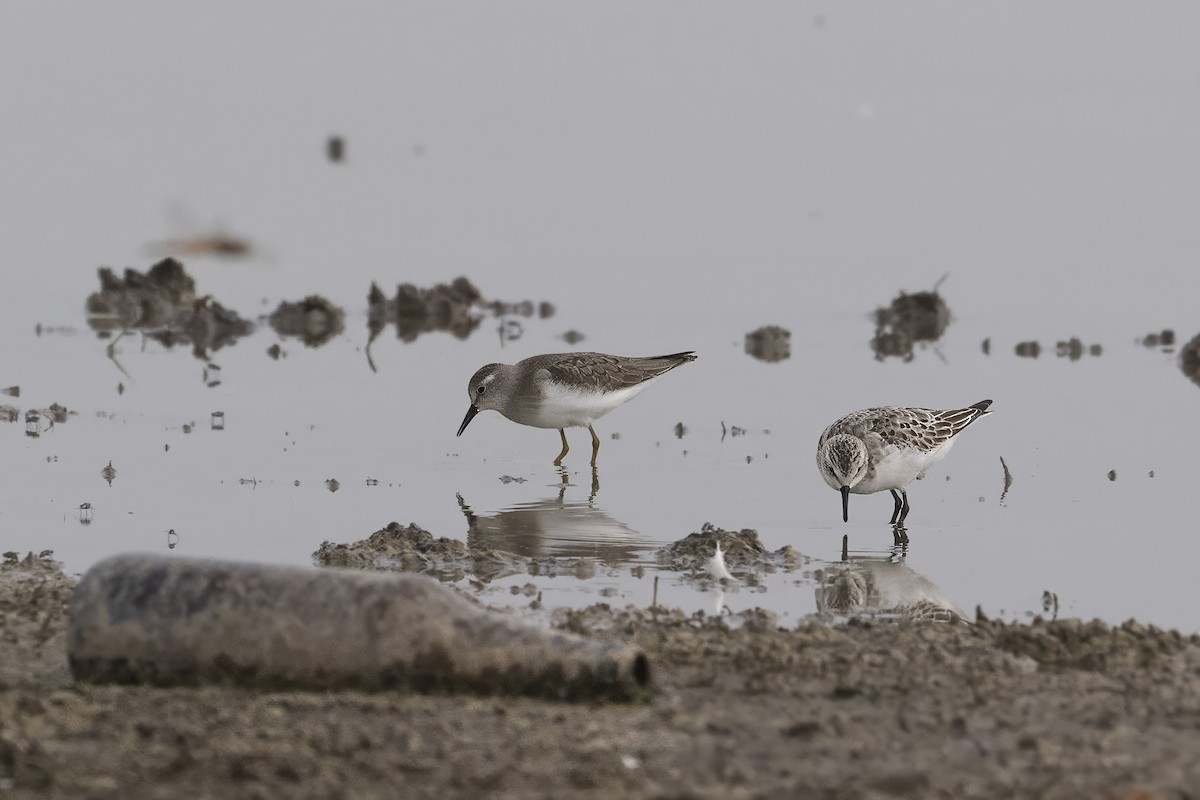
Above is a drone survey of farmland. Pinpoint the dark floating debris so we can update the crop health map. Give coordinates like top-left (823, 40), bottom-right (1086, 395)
top-left (1139, 328), bottom-right (1176, 351)
top-left (498, 475), bottom-right (527, 484)
top-left (0, 405), bottom-right (18, 423)
top-left (1054, 337), bottom-right (1102, 361)
top-left (20, 402), bottom-right (74, 437)
top-left (269, 295), bottom-right (345, 347)
top-left (86, 258), bottom-right (254, 361)
top-left (981, 338), bottom-right (991, 356)
top-left (325, 478), bottom-right (341, 493)
top-left (1107, 470), bottom-right (1117, 482)
top-left (101, 460), bottom-right (117, 487)
top-left (1179, 333), bottom-right (1200, 387)
top-left (326, 135), bottom-right (345, 163)
top-left (1042, 590), bottom-right (1060, 620)
top-left (203, 363), bottom-right (221, 387)
top-left (70, 554), bottom-right (648, 700)
top-left (166, 529), bottom-right (180, 549)
top-left (211, 411), bottom-right (225, 431)
top-left (365, 277), bottom-right (556, 370)
top-left (367, 277), bottom-right (483, 348)
top-left (1, 385), bottom-right (17, 397)
top-left (674, 422), bottom-right (687, 439)
top-left (1015, 341), bottom-right (1041, 358)
top-left (999, 456), bottom-right (1013, 504)
top-left (871, 278), bottom-right (951, 362)
top-left (266, 343), bottom-right (284, 360)
top-left (78, 502), bottom-right (94, 525)
top-left (560, 329), bottom-right (586, 345)
top-left (744, 325), bottom-right (791, 363)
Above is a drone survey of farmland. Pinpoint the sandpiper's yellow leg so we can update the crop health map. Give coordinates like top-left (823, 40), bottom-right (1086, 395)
top-left (589, 424), bottom-right (601, 466)
top-left (553, 429), bottom-right (569, 465)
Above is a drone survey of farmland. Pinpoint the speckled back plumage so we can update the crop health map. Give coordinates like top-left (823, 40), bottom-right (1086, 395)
top-left (818, 400), bottom-right (992, 454)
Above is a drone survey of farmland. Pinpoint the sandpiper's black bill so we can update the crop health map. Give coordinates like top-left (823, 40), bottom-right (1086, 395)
top-left (457, 404), bottom-right (480, 436)
top-left (840, 485), bottom-right (850, 523)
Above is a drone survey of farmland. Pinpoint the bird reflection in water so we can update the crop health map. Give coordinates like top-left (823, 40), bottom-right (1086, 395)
top-left (816, 529), bottom-right (965, 622)
top-left (457, 467), bottom-right (654, 565)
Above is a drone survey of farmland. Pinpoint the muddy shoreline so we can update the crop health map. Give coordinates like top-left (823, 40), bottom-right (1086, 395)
top-left (2, 554), bottom-right (1197, 799)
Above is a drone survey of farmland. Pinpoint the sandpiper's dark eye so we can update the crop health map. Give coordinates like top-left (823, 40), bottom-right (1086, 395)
top-left (476, 385), bottom-right (485, 394)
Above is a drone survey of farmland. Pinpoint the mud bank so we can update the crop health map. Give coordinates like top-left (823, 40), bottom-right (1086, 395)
top-left (2, 555), bottom-right (1198, 798)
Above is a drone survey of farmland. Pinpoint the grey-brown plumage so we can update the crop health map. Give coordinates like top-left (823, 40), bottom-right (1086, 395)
top-left (457, 351), bottom-right (697, 465)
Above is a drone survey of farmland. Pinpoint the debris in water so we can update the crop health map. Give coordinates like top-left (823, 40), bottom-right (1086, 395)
top-left (1055, 338), bottom-right (1101, 361)
top-left (0, 405), bottom-right (18, 423)
top-left (744, 325), bottom-right (791, 363)
top-left (1041, 590), bottom-right (1059, 620)
top-left (498, 475), bottom-right (527, 484)
top-left (326, 135), bottom-right (345, 162)
top-left (266, 343), bottom-right (284, 360)
top-left (560, 329), bottom-right (586, 345)
top-left (870, 276), bottom-right (951, 362)
top-left (1107, 470), bottom-right (1117, 481)
top-left (981, 338), bottom-right (990, 356)
top-left (79, 502), bottom-right (94, 525)
top-left (1139, 329), bottom-right (1176, 351)
top-left (674, 422), bottom-right (687, 439)
top-left (101, 461), bottom-right (117, 487)
top-left (326, 478), bottom-right (341, 493)
top-left (86, 258), bottom-right (254, 361)
top-left (365, 278), bottom-right (557, 370)
top-left (1, 386), bottom-right (17, 397)
top-left (1015, 341), bottom-right (1041, 358)
top-left (25, 411), bottom-right (42, 438)
top-left (166, 529), bottom-right (179, 549)
top-left (269, 296), bottom-right (345, 347)
top-left (203, 363), bottom-right (221, 387)
top-left (1180, 333), bottom-right (1200, 387)
top-left (211, 411), bottom-right (225, 431)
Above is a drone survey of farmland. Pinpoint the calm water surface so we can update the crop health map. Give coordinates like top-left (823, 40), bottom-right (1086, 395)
top-left (2, 4), bottom-right (1198, 632)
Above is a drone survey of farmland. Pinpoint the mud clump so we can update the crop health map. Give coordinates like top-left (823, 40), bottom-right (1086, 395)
top-left (744, 325), bottom-right (791, 362)
top-left (268, 295), bottom-right (345, 347)
top-left (1015, 340), bottom-right (1041, 358)
top-left (314, 521), bottom-right (528, 582)
top-left (871, 286), bottom-right (951, 361)
top-left (1054, 337), bottom-right (1101, 361)
top-left (366, 278), bottom-right (558, 355)
top-left (86, 258), bottom-right (254, 357)
top-left (656, 523), bottom-right (804, 574)
top-left (1180, 333), bottom-right (1200, 387)
top-left (1139, 328), bottom-right (1176, 350)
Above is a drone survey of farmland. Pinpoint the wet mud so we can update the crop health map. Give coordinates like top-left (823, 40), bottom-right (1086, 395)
top-left (3, 554), bottom-right (1198, 798)
top-left (268, 295), bottom-right (345, 347)
top-left (85, 258), bottom-right (254, 359)
top-left (655, 524), bottom-right (805, 575)
top-left (871, 283), bottom-right (951, 362)
top-left (314, 521), bottom-right (530, 582)
top-left (1180, 332), bottom-right (1200, 387)
top-left (744, 324), bottom-right (791, 362)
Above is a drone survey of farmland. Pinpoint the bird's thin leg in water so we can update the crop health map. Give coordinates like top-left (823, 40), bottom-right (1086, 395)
top-left (890, 490), bottom-right (904, 524)
top-left (898, 490), bottom-right (911, 522)
top-left (588, 424), bottom-right (601, 466)
top-left (554, 429), bottom-right (569, 466)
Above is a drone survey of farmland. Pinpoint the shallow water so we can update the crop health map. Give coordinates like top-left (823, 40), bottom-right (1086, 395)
top-left (3, 4), bottom-right (1199, 632)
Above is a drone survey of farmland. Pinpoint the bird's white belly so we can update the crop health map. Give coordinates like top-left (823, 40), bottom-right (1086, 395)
top-left (509, 382), bottom-right (650, 429)
top-left (854, 439), bottom-right (956, 494)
